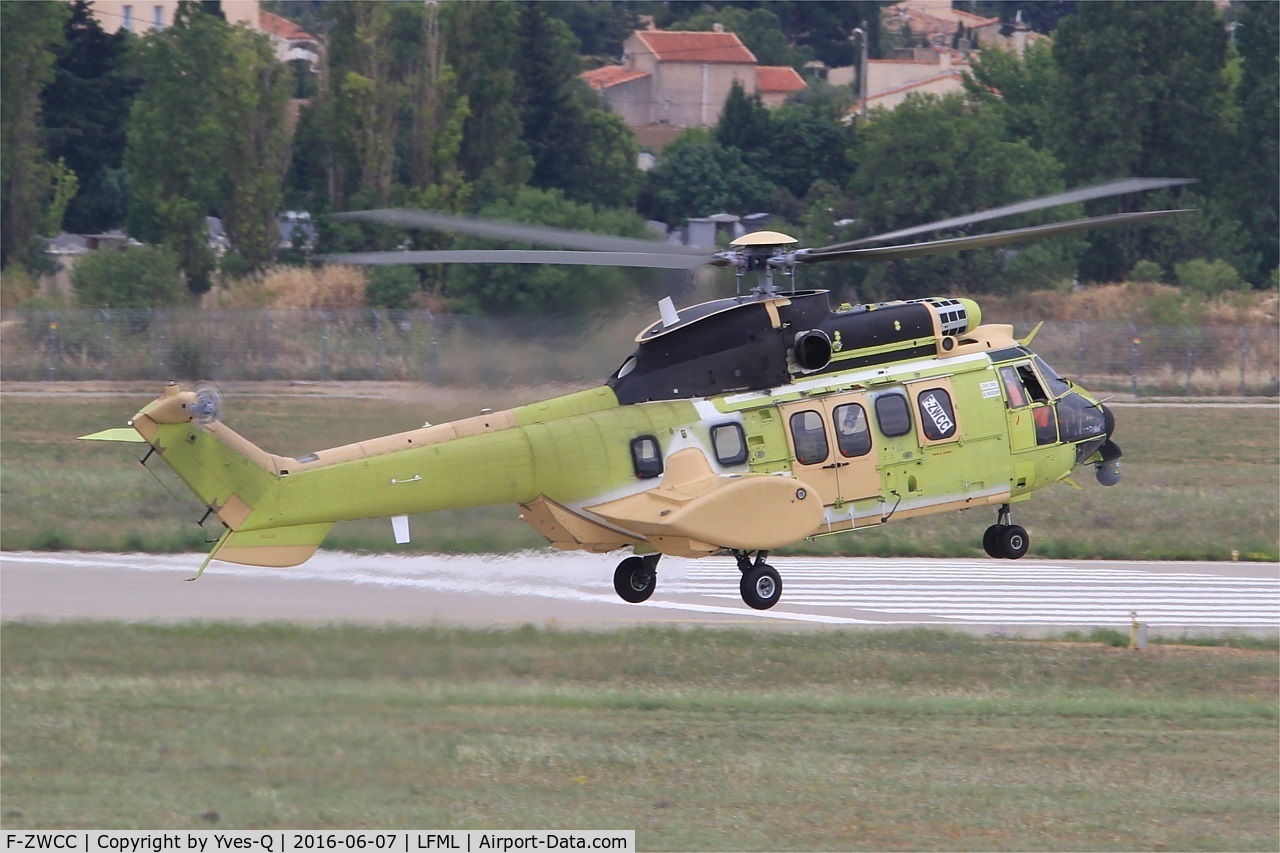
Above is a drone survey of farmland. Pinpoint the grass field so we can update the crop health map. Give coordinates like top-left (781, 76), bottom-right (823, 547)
top-left (1, 383), bottom-right (1276, 560)
top-left (1, 623), bottom-right (1276, 848)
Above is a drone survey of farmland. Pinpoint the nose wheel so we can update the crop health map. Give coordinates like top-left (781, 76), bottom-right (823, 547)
top-left (983, 505), bottom-right (1030, 559)
top-left (613, 554), bottom-right (659, 603)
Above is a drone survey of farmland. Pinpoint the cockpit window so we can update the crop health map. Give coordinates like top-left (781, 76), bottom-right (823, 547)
top-left (1016, 364), bottom-right (1049, 403)
top-left (999, 366), bottom-right (1028, 408)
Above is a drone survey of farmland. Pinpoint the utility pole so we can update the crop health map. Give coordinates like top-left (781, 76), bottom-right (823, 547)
top-left (851, 21), bottom-right (869, 121)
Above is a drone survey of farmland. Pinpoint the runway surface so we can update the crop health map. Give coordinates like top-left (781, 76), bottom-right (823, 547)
top-left (3, 550), bottom-right (1277, 635)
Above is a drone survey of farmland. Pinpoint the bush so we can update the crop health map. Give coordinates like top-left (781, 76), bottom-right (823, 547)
top-left (1129, 259), bottom-right (1164, 283)
top-left (365, 266), bottom-right (419, 309)
top-left (72, 246), bottom-right (184, 308)
top-left (1175, 258), bottom-right (1242, 298)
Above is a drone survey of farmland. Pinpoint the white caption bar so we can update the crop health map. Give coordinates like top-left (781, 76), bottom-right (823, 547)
top-left (1, 832), bottom-right (635, 853)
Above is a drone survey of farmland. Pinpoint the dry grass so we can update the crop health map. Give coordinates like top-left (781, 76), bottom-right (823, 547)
top-left (984, 282), bottom-right (1279, 326)
top-left (210, 265), bottom-right (369, 310)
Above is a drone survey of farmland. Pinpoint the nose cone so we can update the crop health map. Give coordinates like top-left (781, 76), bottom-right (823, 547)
top-left (1095, 404), bottom-right (1121, 485)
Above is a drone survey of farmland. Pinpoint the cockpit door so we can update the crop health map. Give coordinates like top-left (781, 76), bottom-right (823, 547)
top-left (779, 393), bottom-right (879, 506)
top-left (999, 362), bottom-right (1058, 452)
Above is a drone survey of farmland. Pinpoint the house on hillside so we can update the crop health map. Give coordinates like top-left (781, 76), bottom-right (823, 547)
top-left (85, 0), bottom-right (320, 71)
top-left (88, 0), bottom-right (259, 34)
top-left (884, 0), bottom-right (1002, 49)
top-left (258, 9), bottom-right (321, 69)
top-left (583, 25), bottom-right (807, 150)
top-left (824, 47), bottom-right (970, 114)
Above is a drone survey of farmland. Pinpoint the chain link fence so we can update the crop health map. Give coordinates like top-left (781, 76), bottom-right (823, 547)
top-left (2, 308), bottom-right (1276, 395)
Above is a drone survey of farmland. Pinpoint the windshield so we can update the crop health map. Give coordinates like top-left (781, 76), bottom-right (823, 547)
top-left (1033, 355), bottom-right (1071, 398)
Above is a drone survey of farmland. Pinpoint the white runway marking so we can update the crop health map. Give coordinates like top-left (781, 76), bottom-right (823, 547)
top-left (671, 558), bottom-right (1280, 628)
top-left (3, 551), bottom-right (1277, 632)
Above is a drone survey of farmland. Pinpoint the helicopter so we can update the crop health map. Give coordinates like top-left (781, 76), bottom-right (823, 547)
top-left (82, 178), bottom-right (1192, 610)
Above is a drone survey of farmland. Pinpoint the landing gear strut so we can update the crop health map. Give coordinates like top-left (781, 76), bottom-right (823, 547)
top-left (735, 550), bottom-right (782, 610)
top-left (613, 554), bottom-right (660, 603)
top-left (983, 504), bottom-right (1029, 559)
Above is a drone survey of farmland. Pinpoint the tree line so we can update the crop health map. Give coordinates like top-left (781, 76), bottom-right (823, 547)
top-left (1, 0), bottom-right (1275, 315)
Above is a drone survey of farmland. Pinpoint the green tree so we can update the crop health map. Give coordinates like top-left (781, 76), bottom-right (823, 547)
top-left (442, 186), bottom-right (654, 316)
top-left (849, 94), bottom-right (1079, 298)
top-left (1, 1), bottom-right (70, 265)
top-left (1226, 1), bottom-right (1279, 282)
top-left (513, 4), bottom-right (641, 210)
top-left (715, 81), bottom-right (774, 155)
top-left (441, 0), bottom-right (530, 203)
top-left (962, 41), bottom-right (1059, 149)
top-left (766, 96), bottom-right (856, 200)
top-left (125, 2), bottom-right (232, 293)
top-left (217, 26), bottom-right (293, 270)
top-left (127, 3), bottom-right (294, 288)
top-left (41, 0), bottom-right (140, 234)
top-left (1051, 2), bottom-right (1234, 281)
top-left (639, 131), bottom-right (775, 225)
top-left (71, 246), bottom-right (184, 308)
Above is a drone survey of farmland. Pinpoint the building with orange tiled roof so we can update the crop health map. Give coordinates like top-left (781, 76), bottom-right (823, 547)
top-left (585, 26), bottom-right (806, 149)
top-left (757, 66), bottom-right (806, 107)
top-left (259, 8), bottom-right (321, 68)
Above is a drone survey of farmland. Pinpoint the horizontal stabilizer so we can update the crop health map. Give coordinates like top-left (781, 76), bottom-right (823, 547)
top-left (214, 522), bottom-right (335, 568)
top-left (78, 427), bottom-right (145, 443)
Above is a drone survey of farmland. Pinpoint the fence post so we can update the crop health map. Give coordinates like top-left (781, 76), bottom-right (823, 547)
top-left (46, 310), bottom-right (59, 380)
top-left (154, 308), bottom-right (166, 381)
top-left (1128, 323), bottom-right (1140, 397)
top-left (102, 308), bottom-right (112, 381)
top-left (209, 308), bottom-right (220, 380)
top-left (266, 310), bottom-right (275, 381)
top-left (321, 310), bottom-right (330, 381)
top-left (428, 310), bottom-right (439, 384)
top-left (1076, 321), bottom-right (1086, 382)
top-left (1238, 325), bottom-right (1248, 396)
top-left (373, 309), bottom-right (383, 381)
top-left (1184, 327), bottom-right (1194, 396)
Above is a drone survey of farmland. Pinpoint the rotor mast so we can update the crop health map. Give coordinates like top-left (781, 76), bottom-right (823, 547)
top-left (724, 231), bottom-right (799, 297)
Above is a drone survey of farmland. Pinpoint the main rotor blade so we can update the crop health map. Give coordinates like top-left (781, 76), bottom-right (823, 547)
top-left (331, 208), bottom-right (708, 256)
top-left (813, 177), bottom-right (1196, 253)
top-left (797, 209), bottom-right (1194, 265)
top-left (320, 248), bottom-right (717, 270)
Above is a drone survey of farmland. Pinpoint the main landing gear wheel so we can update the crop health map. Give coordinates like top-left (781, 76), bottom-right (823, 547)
top-left (735, 551), bottom-right (782, 610)
top-left (613, 555), bottom-right (658, 604)
top-left (983, 505), bottom-right (1030, 559)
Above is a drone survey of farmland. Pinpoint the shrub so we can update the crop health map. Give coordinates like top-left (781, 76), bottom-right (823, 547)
top-left (1129, 259), bottom-right (1164, 283)
top-left (1175, 258), bottom-right (1242, 298)
top-left (72, 246), bottom-right (184, 308)
top-left (365, 266), bottom-right (419, 309)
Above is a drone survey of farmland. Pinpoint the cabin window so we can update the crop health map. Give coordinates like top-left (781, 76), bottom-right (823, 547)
top-left (789, 410), bottom-right (829, 465)
top-left (874, 393), bottom-right (912, 438)
top-left (916, 388), bottom-right (958, 442)
top-left (711, 422), bottom-right (748, 466)
top-left (832, 403), bottom-right (872, 458)
top-left (630, 436), bottom-right (663, 479)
